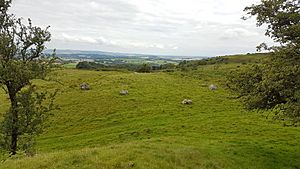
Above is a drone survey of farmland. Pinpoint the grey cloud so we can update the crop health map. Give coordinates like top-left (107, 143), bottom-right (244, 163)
top-left (220, 28), bottom-right (259, 40)
top-left (11, 0), bottom-right (270, 56)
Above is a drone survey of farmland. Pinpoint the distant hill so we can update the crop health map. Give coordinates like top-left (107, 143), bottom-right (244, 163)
top-left (45, 49), bottom-right (206, 60)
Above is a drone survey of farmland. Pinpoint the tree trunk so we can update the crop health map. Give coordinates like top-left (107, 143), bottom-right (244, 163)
top-left (7, 84), bottom-right (19, 155)
top-left (10, 107), bottom-right (18, 155)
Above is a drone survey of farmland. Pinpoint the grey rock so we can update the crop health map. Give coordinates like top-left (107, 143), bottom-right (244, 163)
top-left (80, 83), bottom-right (90, 90)
top-left (120, 90), bottom-right (129, 95)
top-left (209, 84), bottom-right (217, 91)
top-left (128, 162), bottom-right (135, 167)
top-left (182, 99), bottom-right (193, 105)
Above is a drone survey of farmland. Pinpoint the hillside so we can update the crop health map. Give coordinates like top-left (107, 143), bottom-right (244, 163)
top-left (0, 60), bottom-right (299, 169)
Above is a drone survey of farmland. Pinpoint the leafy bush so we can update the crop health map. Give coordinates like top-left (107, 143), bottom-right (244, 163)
top-left (227, 49), bottom-right (300, 125)
top-left (76, 61), bottom-right (106, 69)
top-left (227, 0), bottom-right (300, 125)
top-left (137, 63), bottom-right (151, 73)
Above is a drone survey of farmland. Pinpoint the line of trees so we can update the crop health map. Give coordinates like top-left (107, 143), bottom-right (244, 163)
top-left (76, 61), bottom-right (177, 73)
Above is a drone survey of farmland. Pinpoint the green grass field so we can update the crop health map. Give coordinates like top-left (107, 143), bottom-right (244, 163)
top-left (0, 63), bottom-right (299, 169)
top-left (62, 63), bottom-right (78, 69)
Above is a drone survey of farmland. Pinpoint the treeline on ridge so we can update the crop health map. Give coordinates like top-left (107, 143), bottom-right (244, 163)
top-left (76, 61), bottom-right (177, 73)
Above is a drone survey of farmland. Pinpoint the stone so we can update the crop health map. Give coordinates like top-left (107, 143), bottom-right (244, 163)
top-left (128, 162), bottom-right (135, 168)
top-left (209, 84), bottom-right (217, 91)
top-left (80, 83), bottom-right (90, 90)
top-left (182, 99), bottom-right (193, 105)
top-left (120, 90), bottom-right (129, 95)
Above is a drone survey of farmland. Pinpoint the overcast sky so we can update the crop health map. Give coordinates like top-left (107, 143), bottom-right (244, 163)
top-left (10, 0), bottom-right (271, 56)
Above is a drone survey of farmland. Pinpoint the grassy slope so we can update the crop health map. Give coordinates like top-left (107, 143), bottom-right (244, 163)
top-left (221, 53), bottom-right (269, 63)
top-left (0, 63), bottom-right (300, 169)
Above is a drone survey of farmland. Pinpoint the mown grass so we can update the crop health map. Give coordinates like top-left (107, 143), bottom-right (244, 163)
top-left (0, 63), bottom-right (299, 169)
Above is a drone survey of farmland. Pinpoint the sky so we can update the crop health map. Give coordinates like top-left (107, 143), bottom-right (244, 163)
top-left (10, 0), bottom-right (272, 56)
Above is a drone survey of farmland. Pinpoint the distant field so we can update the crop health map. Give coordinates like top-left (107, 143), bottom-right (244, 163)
top-left (0, 57), bottom-right (299, 169)
top-left (121, 58), bottom-right (178, 65)
top-left (62, 63), bottom-right (77, 68)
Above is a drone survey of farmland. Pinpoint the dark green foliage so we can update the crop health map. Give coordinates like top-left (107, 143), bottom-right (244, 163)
top-left (243, 0), bottom-right (300, 46)
top-left (160, 63), bottom-right (176, 70)
top-left (1, 86), bottom-right (56, 156)
top-left (0, 0), bottom-right (56, 155)
top-left (159, 63), bottom-right (176, 72)
top-left (76, 61), bottom-right (171, 73)
top-left (76, 61), bottom-right (140, 71)
top-left (76, 60), bottom-right (177, 72)
top-left (228, 0), bottom-right (300, 125)
top-left (137, 63), bottom-right (151, 73)
top-left (76, 61), bottom-right (105, 70)
top-left (227, 50), bottom-right (300, 125)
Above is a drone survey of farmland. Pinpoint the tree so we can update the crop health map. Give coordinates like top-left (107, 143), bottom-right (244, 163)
top-left (137, 63), bottom-right (151, 73)
top-left (243, 0), bottom-right (300, 47)
top-left (227, 0), bottom-right (300, 125)
top-left (0, 0), bottom-right (56, 155)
